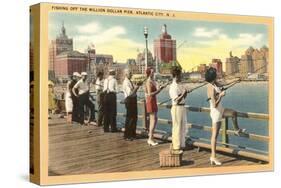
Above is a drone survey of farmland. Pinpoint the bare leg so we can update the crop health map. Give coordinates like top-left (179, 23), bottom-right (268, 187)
top-left (148, 113), bottom-right (156, 140)
top-left (211, 121), bottom-right (221, 159)
top-left (223, 108), bottom-right (247, 136)
top-left (223, 108), bottom-right (240, 131)
top-left (147, 113), bottom-right (158, 146)
top-left (67, 112), bottom-right (72, 123)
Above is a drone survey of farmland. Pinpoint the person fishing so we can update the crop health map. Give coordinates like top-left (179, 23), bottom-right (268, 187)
top-left (122, 69), bottom-right (140, 141)
top-left (169, 66), bottom-right (189, 154)
top-left (72, 72), bottom-right (95, 126)
top-left (95, 71), bottom-right (105, 127)
top-left (103, 69), bottom-right (118, 132)
top-left (145, 67), bottom-right (167, 146)
top-left (205, 67), bottom-right (246, 166)
top-left (66, 72), bottom-right (81, 124)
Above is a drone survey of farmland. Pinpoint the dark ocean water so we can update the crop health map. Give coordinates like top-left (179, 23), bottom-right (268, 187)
top-left (114, 82), bottom-right (269, 153)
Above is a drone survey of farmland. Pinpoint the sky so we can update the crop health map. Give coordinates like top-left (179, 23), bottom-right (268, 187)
top-left (48, 12), bottom-right (269, 71)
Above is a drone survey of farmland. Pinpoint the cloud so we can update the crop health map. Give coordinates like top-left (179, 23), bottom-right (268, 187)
top-left (193, 27), bottom-right (220, 38)
top-left (77, 21), bottom-right (101, 34)
top-left (178, 32), bottom-right (265, 71)
top-left (236, 33), bottom-right (264, 46)
top-left (75, 25), bottom-right (127, 44)
top-left (197, 32), bottom-right (264, 48)
top-left (73, 23), bottom-right (142, 62)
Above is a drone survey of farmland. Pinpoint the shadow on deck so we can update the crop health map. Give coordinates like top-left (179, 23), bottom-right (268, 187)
top-left (48, 117), bottom-right (262, 176)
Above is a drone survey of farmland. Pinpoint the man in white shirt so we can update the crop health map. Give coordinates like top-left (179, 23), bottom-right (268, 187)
top-left (169, 67), bottom-right (188, 154)
top-left (122, 69), bottom-right (140, 140)
top-left (95, 71), bottom-right (104, 127)
top-left (67, 72), bottom-right (81, 123)
top-left (73, 72), bottom-right (95, 125)
top-left (103, 69), bottom-right (118, 132)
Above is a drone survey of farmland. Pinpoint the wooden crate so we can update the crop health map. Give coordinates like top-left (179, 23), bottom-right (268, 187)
top-left (159, 149), bottom-right (182, 167)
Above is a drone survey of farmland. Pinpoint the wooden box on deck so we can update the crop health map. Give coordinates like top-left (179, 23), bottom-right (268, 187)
top-left (159, 149), bottom-right (183, 167)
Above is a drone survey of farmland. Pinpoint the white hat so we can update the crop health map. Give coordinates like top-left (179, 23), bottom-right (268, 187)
top-left (48, 80), bottom-right (54, 86)
top-left (81, 72), bottom-right (88, 76)
top-left (73, 72), bottom-right (80, 77)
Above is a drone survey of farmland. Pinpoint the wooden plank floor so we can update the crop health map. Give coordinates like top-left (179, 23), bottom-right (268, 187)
top-left (48, 117), bottom-right (261, 176)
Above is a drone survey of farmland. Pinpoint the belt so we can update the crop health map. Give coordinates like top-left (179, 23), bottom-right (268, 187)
top-left (106, 91), bottom-right (116, 94)
top-left (173, 103), bottom-right (185, 106)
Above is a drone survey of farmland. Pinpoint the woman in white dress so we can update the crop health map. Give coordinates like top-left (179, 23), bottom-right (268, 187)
top-left (65, 76), bottom-right (74, 123)
top-left (205, 67), bottom-right (246, 166)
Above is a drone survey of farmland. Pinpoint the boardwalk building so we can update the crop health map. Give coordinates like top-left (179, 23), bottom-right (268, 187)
top-left (127, 59), bottom-right (140, 74)
top-left (92, 54), bottom-right (114, 77)
top-left (54, 51), bottom-right (88, 80)
top-left (136, 50), bottom-right (154, 74)
top-left (225, 52), bottom-right (240, 76)
top-left (238, 46), bottom-right (269, 75)
top-left (252, 46), bottom-right (268, 73)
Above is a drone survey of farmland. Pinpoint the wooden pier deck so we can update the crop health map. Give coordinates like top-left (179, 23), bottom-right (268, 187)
top-left (48, 117), bottom-right (262, 176)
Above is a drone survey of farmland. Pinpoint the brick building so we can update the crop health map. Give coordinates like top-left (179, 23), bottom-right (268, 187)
top-left (209, 59), bottom-right (223, 76)
top-left (54, 51), bottom-right (88, 80)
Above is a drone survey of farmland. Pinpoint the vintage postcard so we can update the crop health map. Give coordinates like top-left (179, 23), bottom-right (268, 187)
top-left (29, 3), bottom-right (274, 185)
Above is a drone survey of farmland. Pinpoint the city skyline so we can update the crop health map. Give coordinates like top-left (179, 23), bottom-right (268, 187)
top-left (49, 12), bottom-right (269, 71)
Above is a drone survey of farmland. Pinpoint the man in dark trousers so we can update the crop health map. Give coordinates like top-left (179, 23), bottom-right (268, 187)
top-left (72, 72), bottom-right (95, 125)
top-left (69, 72), bottom-right (81, 123)
top-left (103, 69), bottom-right (118, 132)
top-left (122, 69), bottom-right (140, 140)
top-left (95, 71), bottom-right (104, 127)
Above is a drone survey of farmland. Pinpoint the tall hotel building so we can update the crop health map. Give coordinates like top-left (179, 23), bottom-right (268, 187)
top-left (153, 24), bottom-right (177, 69)
top-left (49, 23), bottom-right (73, 72)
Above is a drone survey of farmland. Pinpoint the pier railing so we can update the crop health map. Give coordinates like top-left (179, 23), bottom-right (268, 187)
top-left (55, 93), bottom-right (269, 163)
top-left (117, 99), bottom-right (269, 162)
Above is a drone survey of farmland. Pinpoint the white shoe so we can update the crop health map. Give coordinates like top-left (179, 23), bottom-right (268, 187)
top-left (234, 128), bottom-right (247, 136)
top-left (147, 139), bottom-right (158, 146)
top-left (210, 157), bottom-right (222, 166)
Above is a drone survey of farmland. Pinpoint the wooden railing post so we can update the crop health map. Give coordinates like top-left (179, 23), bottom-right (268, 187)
top-left (141, 99), bottom-right (148, 130)
top-left (221, 117), bottom-right (229, 147)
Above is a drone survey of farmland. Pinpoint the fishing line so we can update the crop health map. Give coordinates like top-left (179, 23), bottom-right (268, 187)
top-left (158, 82), bottom-right (208, 105)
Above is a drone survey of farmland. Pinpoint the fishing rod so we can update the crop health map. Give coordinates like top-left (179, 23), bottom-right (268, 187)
top-left (137, 81), bottom-right (170, 101)
top-left (206, 78), bottom-right (241, 101)
top-left (117, 76), bottom-right (149, 103)
top-left (92, 83), bottom-right (103, 88)
top-left (158, 82), bottom-right (208, 105)
top-left (157, 61), bottom-right (240, 105)
top-left (246, 64), bottom-right (267, 78)
top-left (206, 64), bottom-right (267, 101)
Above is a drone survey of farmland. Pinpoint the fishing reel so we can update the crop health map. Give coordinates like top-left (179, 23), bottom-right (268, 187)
top-left (136, 81), bottom-right (144, 86)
